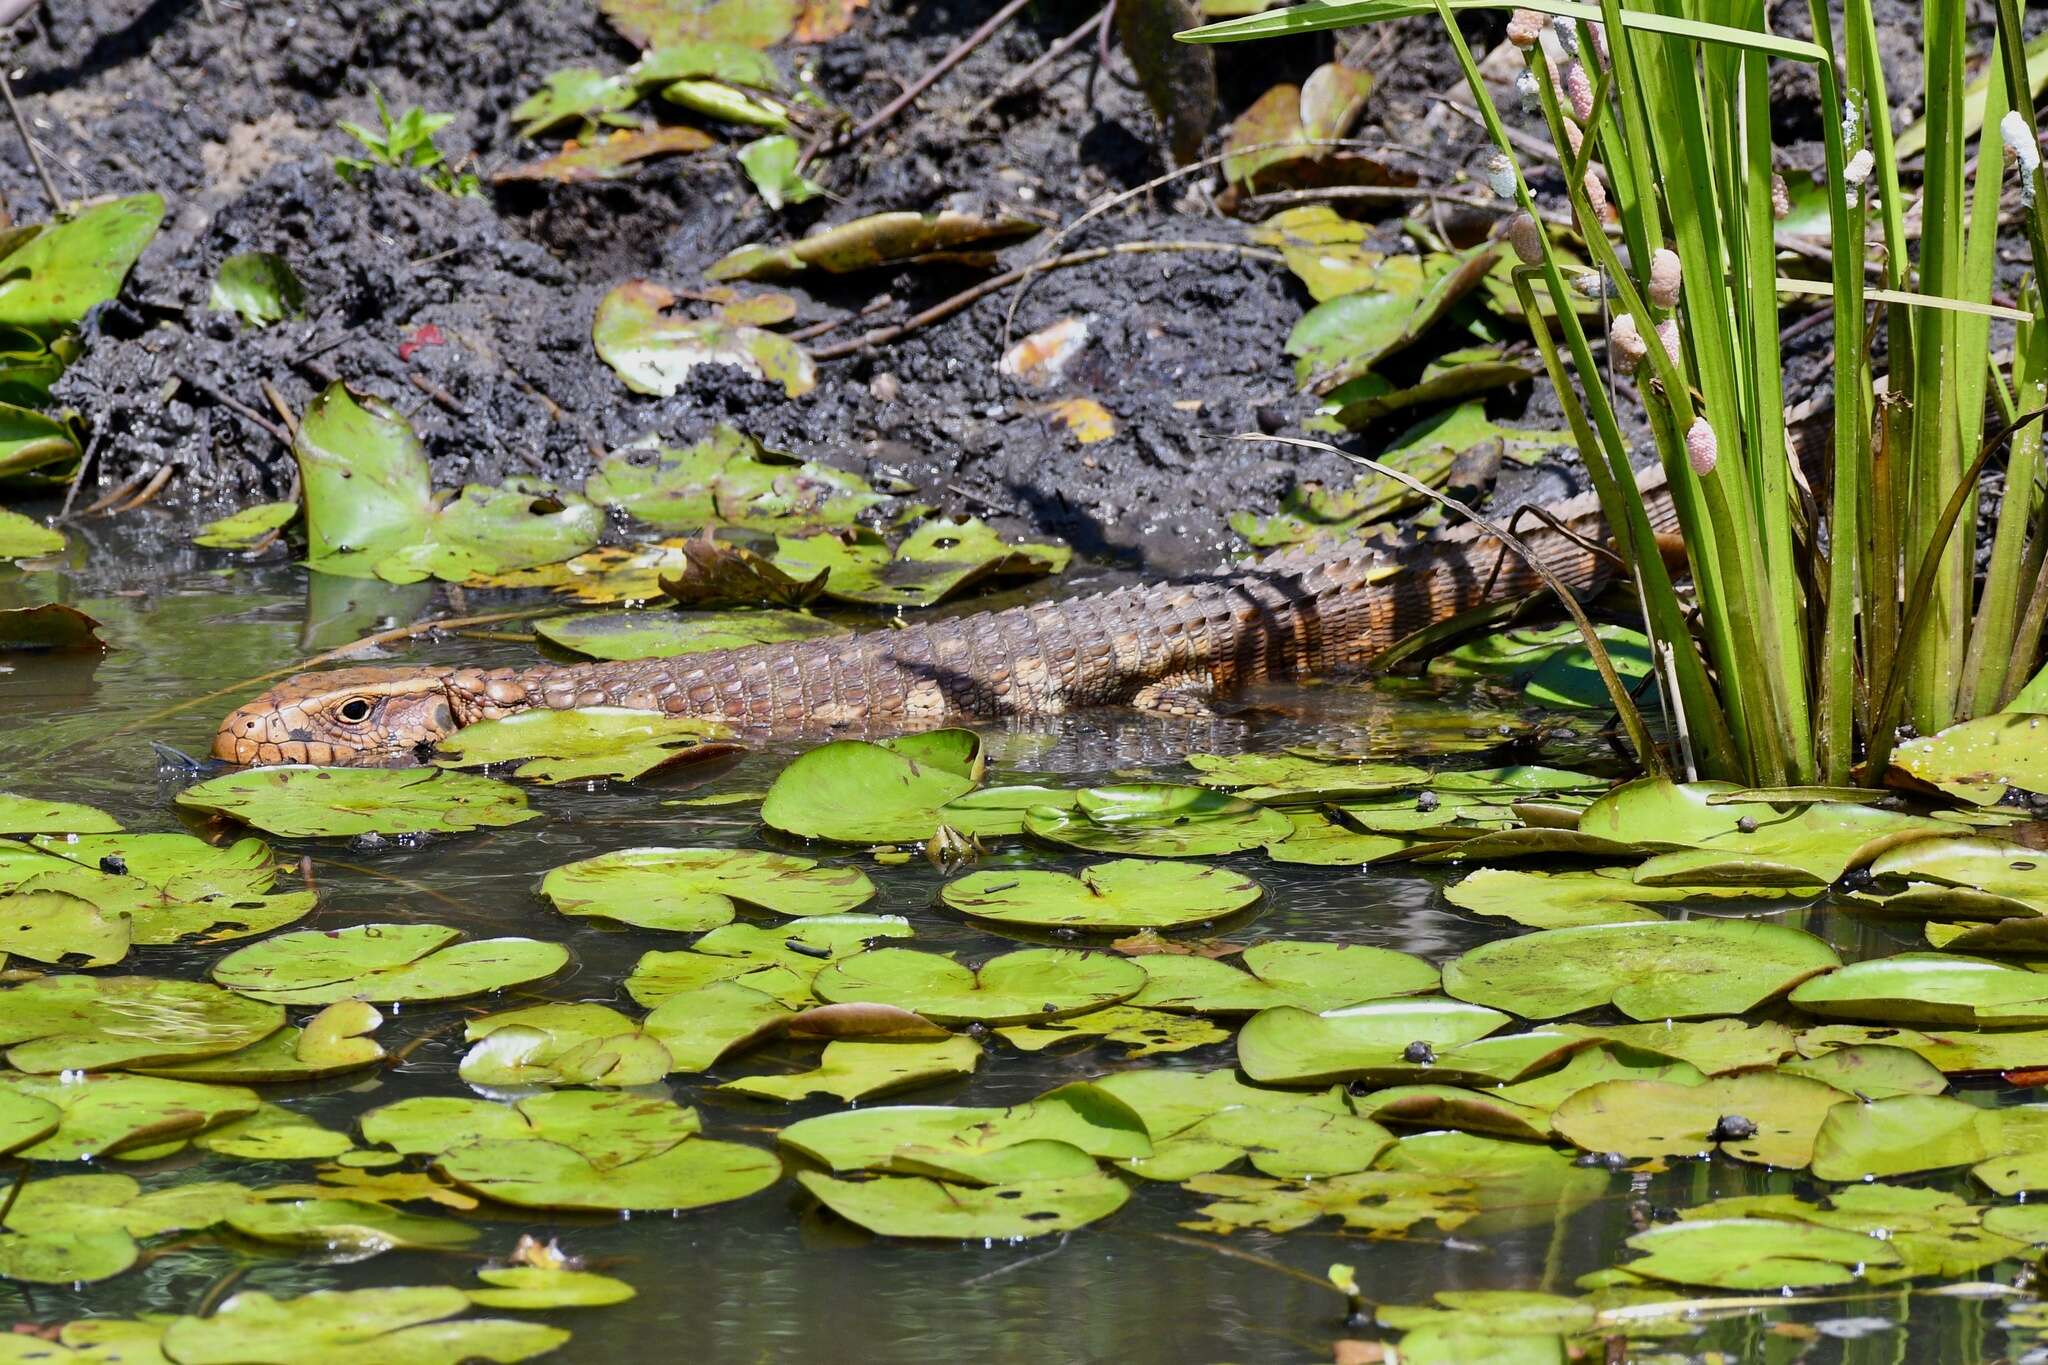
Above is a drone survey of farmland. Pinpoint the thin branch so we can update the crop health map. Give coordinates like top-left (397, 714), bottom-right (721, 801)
top-left (0, 68), bottom-right (59, 216)
top-left (963, 2), bottom-right (1111, 125)
top-left (846, 0), bottom-right (1033, 145)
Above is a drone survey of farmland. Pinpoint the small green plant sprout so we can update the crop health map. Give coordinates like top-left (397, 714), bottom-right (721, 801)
top-left (334, 89), bottom-right (480, 197)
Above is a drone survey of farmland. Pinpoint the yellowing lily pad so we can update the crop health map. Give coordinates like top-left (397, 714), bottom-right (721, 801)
top-left (1789, 954), bottom-right (2048, 1026)
top-left (812, 947), bottom-right (1146, 1025)
top-left (718, 1035), bottom-right (981, 1102)
top-left (1616, 1218), bottom-right (1900, 1290)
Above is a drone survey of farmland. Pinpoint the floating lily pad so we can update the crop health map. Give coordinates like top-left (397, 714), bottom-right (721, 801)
top-left (2, 832), bottom-right (313, 946)
top-left (1551, 1071), bottom-right (1853, 1168)
top-left (1180, 1169), bottom-right (1477, 1237)
top-left (0, 793), bottom-right (119, 836)
top-left (1798, 1021), bottom-right (2048, 1074)
top-left (461, 1004), bottom-right (671, 1088)
top-left (438, 1135), bottom-right (782, 1213)
top-left (0, 889), bottom-right (128, 965)
top-left (1443, 919), bottom-right (1841, 1021)
top-left (195, 1103), bottom-right (354, 1160)
top-left (583, 424), bottom-right (889, 530)
top-left (432, 708), bottom-right (735, 784)
top-left (136, 1001), bottom-right (386, 1083)
top-left (940, 860), bottom-right (1260, 931)
top-left (160, 1287), bottom-right (568, 1365)
top-left (1695, 1186), bottom-right (2025, 1283)
top-left (799, 1169), bottom-right (1128, 1240)
top-left (175, 765), bottom-right (537, 838)
top-left (624, 914), bottom-right (913, 1008)
top-left (1024, 784), bottom-right (1291, 857)
top-left (1236, 998), bottom-right (1576, 1086)
top-left (0, 507), bottom-right (62, 559)
top-left (1184, 752), bottom-right (1426, 802)
top-left (1552, 1018), bottom-right (1800, 1076)
top-left (778, 1084), bottom-right (1150, 1174)
top-left (363, 1090), bottom-right (703, 1168)
top-left (1893, 712), bottom-right (2048, 801)
top-left (1131, 940), bottom-right (1438, 1014)
top-left (719, 1036), bottom-right (981, 1102)
top-left (931, 785), bottom-right (1080, 839)
top-left (1789, 954), bottom-right (2048, 1027)
top-left (1379, 1130), bottom-right (1611, 1235)
top-left (1617, 1218), bottom-right (1900, 1290)
top-left (1809, 1094), bottom-right (1998, 1181)
top-left (1358, 1044), bottom-right (1707, 1142)
top-left (1859, 836), bottom-right (2048, 918)
top-left (1123, 1101), bottom-right (1393, 1183)
top-left (213, 923), bottom-right (567, 1005)
top-left (541, 846), bottom-right (874, 932)
top-left (469, 1267), bottom-right (637, 1310)
top-left (1444, 868), bottom-right (1820, 930)
top-left (762, 730), bottom-right (984, 841)
top-left (225, 1197), bottom-right (478, 1253)
top-left (0, 974), bottom-right (282, 1073)
top-left (0, 1172), bottom-right (251, 1283)
top-left (0, 1072), bottom-right (258, 1160)
top-left (1264, 810), bottom-right (1426, 865)
top-left (812, 947), bottom-right (1146, 1024)
top-left (534, 607), bottom-right (846, 660)
top-left (994, 1006), bottom-right (1231, 1058)
top-left (1431, 622), bottom-right (1655, 711)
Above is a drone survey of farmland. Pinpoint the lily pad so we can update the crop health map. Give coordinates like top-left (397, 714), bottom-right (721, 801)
top-left (1552, 1018), bottom-right (1800, 1075)
top-left (762, 730), bottom-right (984, 841)
top-left (195, 500), bottom-right (298, 549)
top-left (642, 981), bottom-right (795, 1070)
top-left (176, 765), bottom-right (537, 837)
top-left (362, 1090), bottom-right (703, 1167)
top-left (210, 251), bottom-right (304, 327)
top-left (1551, 1071), bottom-right (1854, 1168)
top-left (1617, 1218), bottom-right (1900, 1290)
top-left (0, 793), bottom-right (121, 835)
top-left (1183, 752), bottom-right (1426, 802)
top-left (1180, 1169), bottom-right (1477, 1237)
top-left (1264, 810), bottom-right (1426, 865)
top-left (719, 1035), bottom-right (981, 1102)
top-left (1024, 784), bottom-right (1291, 857)
top-left (432, 708), bottom-right (735, 784)
top-left (595, 279), bottom-right (814, 398)
top-left (1444, 868), bottom-right (1820, 930)
top-left (533, 607), bottom-right (846, 660)
top-left (0, 1072), bottom-right (258, 1160)
top-left (160, 1287), bottom-right (568, 1365)
top-left (583, 424), bottom-right (888, 530)
top-left (1443, 919), bottom-right (1841, 1021)
top-left (623, 914), bottom-right (913, 1007)
top-left (1893, 712), bottom-right (2048, 800)
top-left (212, 923), bottom-right (567, 1005)
top-left (799, 1169), bottom-right (1128, 1240)
top-left (1859, 836), bottom-right (2048, 917)
top-left (541, 846), bottom-right (874, 932)
top-left (1809, 1094), bottom-right (1998, 1181)
top-left (812, 947), bottom-right (1146, 1025)
top-left (994, 1006), bottom-right (1231, 1058)
top-left (0, 889), bottom-right (129, 965)
top-left (941, 859), bottom-right (1260, 931)
top-left (224, 1197), bottom-right (478, 1253)
top-left (469, 1267), bottom-right (637, 1310)
top-left (1130, 940), bottom-right (1438, 1014)
top-left (1789, 954), bottom-right (2048, 1026)
top-left (438, 1134), bottom-right (782, 1213)
top-left (1236, 998), bottom-right (1576, 1086)
top-left (461, 1004), bottom-right (672, 1088)
top-left (137, 1000), bottom-right (386, 1083)
top-left (778, 1084), bottom-right (1151, 1174)
top-left (0, 508), bottom-right (62, 559)
top-left (0, 974), bottom-right (282, 1073)
top-left (0, 195), bottom-right (164, 331)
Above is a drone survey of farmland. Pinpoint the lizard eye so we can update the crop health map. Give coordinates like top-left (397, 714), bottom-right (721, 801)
top-left (336, 698), bottom-right (374, 724)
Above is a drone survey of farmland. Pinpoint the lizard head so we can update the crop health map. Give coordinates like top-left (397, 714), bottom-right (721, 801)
top-left (212, 666), bottom-right (461, 767)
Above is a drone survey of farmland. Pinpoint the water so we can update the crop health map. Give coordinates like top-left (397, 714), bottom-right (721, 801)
top-left (0, 512), bottom-right (2034, 1363)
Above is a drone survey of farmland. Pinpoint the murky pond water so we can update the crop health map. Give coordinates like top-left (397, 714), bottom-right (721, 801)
top-left (0, 514), bottom-right (2036, 1363)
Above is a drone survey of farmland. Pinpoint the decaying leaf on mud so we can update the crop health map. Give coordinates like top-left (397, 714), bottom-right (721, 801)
top-left (1222, 64), bottom-right (1402, 194)
top-left (594, 279), bottom-right (816, 397)
top-left (705, 208), bottom-right (1042, 281)
top-left (495, 126), bottom-right (717, 183)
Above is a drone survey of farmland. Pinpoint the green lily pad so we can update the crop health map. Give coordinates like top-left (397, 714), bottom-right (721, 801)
top-left (1789, 953), bottom-right (2048, 1026)
top-left (1, 832), bottom-right (316, 946)
top-left (0, 889), bottom-right (129, 965)
top-left (1552, 1018), bottom-right (1800, 1075)
top-left (212, 923), bottom-right (567, 1005)
top-left (294, 384), bottom-right (599, 581)
top-left (994, 1005), bottom-right (1231, 1058)
top-left (0, 974), bottom-right (282, 1073)
top-left (533, 607), bottom-right (846, 660)
top-left (1024, 784), bottom-right (1291, 857)
top-left (1798, 1021), bottom-right (2048, 1074)
top-left (1443, 868), bottom-right (1820, 930)
top-left (440, 1134), bottom-right (782, 1213)
top-left (0, 793), bottom-right (120, 835)
top-left (0, 194), bottom-right (162, 330)
top-left (469, 1267), bottom-right (636, 1311)
top-left (1264, 810), bottom-right (1427, 865)
top-left (1779, 1043), bottom-right (1950, 1098)
top-left (812, 947), bottom-right (1146, 1025)
top-left (1431, 622), bottom-right (1655, 710)
top-left (175, 765), bottom-right (536, 838)
top-left (0, 1228), bottom-right (138, 1285)
top-left (799, 1169), bottom-right (1128, 1240)
top-left (0, 507), bottom-right (62, 559)
top-left (1180, 1169), bottom-right (1478, 1237)
top-left (623, 914), bottom-right (912, 1008)
top-left (1184, 752), bottom-right (1427, 802)
top-left (583, 424), bottom-right (887, 530)
top-left (640, 981), bottom-right (795, 1069)
top-left (196, 1103), bottom-right (354, 1160)
top-left (719, 1035), bottom-right (981, 1102)
top-left (1809, 1094), bottom-right (1998, 1181)
top-left (1358, 1044), bottom-right (1708, 1141)
top-left (595, 279), bottom-right (814, 398)
top-left (1130, 940), bottom-right (1438, 1014)
top-left (778, 1084), bottom-right (1151, 1175)
top-left (1379, 1130), bottom-right (1611, 1235)
top-left (1859, 836), bottom-right (2048, 918)
top-left (1689, 1186), bottom-right (2024, 1283)
top-left (749, 519), bottom-right (1069, 609)
top-left (362, 1090), bottom-right (703, 1167)
top-left (541, 846), bottom-right (874, 932)
top-left (433, 708), bottom-right (734, 783)
top-left (0, 1072), bottom-right (258, 1160)
top-left (1551, 1071), bottom-right (1853, 1168)
top-left (762, 730), bottom-right (985, 842)
top-left (224, 1197), bottom-right (478, 1253)
top-left (1893, 712), bottom-right (2048, 800)
top-left (941, 860), bottom-right (1261, 931)
top-left (136, 1000), bottom-right (386, 1083)
top-left (461, 1004), bottom-right (672, 1088)
top-left (1122, 1100), bottom-right (1394, 1182)
top-left (160, 1287), bottom-right (568, 1365)
top-left (194, 503), bottom-right (291, 549)
top-left (1443, 919), bottom-right (1841, 1021)
top-left (1617, 1218), bottom-right (1901, 1290)
top-left (930, 785), bottom-right (1080, 839)
top-left (0, 1173), bottom-right (252, 1284)
top-left (1236, 998), bottom-right (1577, 1086)
top-left (1578, 778), bottom-right (1948, 885)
